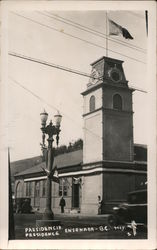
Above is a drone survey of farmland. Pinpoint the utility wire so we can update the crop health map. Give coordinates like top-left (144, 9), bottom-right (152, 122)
top-left (9, 77), bottom-right (101, 140)
top-left (11, 12), bottom-right (146, 65)
top-left (131, 86), bottom-right (147, 93)
top-left (41, 11), bottom-right (146, 54)
top-left (9, 76), bottom-right (58, 112)
top-left (45, 11), bottom-right (146, 52)
top-left (9, 51), bottom-right (102, 80)
top-left (9, 51), bottom-right (147, 93)
top-left (9, 76), bottom-right (82, 127)
top-left (9, 76), bottom-right (147, 147)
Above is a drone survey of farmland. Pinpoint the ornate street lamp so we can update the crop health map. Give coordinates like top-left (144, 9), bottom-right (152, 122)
top-left (39, 109), bottom-right (62, 222)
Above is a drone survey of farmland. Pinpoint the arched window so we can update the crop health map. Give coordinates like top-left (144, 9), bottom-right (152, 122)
top-left (89, 95), bottom-right (95, 112)
top-left (113, 94), bottom-right (122, 110)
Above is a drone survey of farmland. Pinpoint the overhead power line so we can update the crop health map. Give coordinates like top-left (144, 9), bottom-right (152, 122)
top-left (11, 12), bottom-right (146, 65)
top-left (9, 76), bottom-right (58, 112)
top-left (9, 77), bottom-right (101, 140)
top-left (131, 86), bottom-right (147, 93)
top-left (9, 76), bottom-right (147, 145)
top-left (41, 11), bottom-right (146, 54)
top-left (9, 76), bottom-right (81, 126)
top-left (9, 51), bottom-right (147, 93)
top-left (9, 51), bottom-right (102, 80)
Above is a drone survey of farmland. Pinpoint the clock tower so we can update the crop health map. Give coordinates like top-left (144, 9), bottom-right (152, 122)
top-left (82, 57), bottom-right (133, 163)
top-left (82, 56), bottom-right (134, 163)
top-left (81, 56), bottom-right (135, 214)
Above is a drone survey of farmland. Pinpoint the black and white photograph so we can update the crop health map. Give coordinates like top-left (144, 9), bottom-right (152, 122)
top-left (0, 1), bottom-right (156, 249)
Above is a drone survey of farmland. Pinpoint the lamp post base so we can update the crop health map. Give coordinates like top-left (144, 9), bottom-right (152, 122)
top-left (42, 209), bottom-right (54, 220)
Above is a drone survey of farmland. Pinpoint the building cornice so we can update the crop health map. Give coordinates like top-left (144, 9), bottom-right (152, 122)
top-left (82, 107), bottom-right (102, 117)
top-left (82, 159), bottom-right (147, 170)
top-left (22, 159), bottom-right (147, 182)
top-left (24, 166), bottom-right (147, 182)
top-left (15, 163), bottom-right (82, 179)
top-left (81, 83), bottom-right (103, 96)
top-left (83, 107), bottom-right (133, 118)
top-left (81, 81), bottom-right (134, 96)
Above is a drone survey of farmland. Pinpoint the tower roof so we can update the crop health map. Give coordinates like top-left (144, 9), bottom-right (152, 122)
top-left (90, 56), bottom-right (124, 66)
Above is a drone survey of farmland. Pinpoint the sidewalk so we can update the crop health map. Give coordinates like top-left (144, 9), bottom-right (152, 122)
top-left (35, 211), bottom-right (113, 223)
top-left (54, 212), bottom-right (112, 220)
top-left (13, 213), bottom-right (147, 240)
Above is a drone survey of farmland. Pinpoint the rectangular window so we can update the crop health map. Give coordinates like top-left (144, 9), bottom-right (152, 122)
top-left (59, 178), bottom-right (68, 197)
top-left (35, 181), bottom-right (40, 197)
top-left (42, 180), bottom-right (46, 197)
top-left (26, 182), bottom-right (33, 197)
top-left (63, 185), bottom-right (67, 196)
top-left (26, 182), bottom-right (29, 197)
top-left (59, 179), bottom-right (63, 196)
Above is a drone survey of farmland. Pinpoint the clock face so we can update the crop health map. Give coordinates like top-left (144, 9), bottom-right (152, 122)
top-left (108, 68), bottom-right (122, 83)
top-left (89, 68), bottom-right (100, 85)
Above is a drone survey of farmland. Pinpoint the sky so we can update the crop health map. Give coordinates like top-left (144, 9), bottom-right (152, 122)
top-left (6, 9), bottom-right (148, 162)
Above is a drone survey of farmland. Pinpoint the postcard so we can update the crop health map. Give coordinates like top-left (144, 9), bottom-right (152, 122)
top-left (0, 1), bottom-right (156, 249)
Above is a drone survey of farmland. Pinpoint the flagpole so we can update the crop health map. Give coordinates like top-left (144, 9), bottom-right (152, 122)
top-left (145, 10), bottom-right (148, 36)
top-left (106, 11), bottom-right (108, 57)
top-left (8, 147), bottom-right (15, 239)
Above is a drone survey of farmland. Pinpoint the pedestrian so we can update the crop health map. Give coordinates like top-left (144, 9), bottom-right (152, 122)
top-left (131, 220), bottom-right (137, 236)
top-left (98, 195), bottom-right (102, 215)
top-left (59, 196), bottom-right (66, 213)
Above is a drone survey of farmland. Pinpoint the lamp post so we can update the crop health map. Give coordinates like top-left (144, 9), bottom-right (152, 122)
top-left (38, 109), bottom-right (62, 223)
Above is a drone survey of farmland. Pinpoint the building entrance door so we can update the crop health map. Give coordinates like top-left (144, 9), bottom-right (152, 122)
top-left (34, 181), bottom-right (40, 208)
top-left (72, 183), bottom-right (80, 208)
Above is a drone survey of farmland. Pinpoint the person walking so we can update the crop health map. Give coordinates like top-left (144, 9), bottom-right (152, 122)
top-left (59, 196), bottom-right (66, 213)
top-left (98, 195), bottom-right (102, 215)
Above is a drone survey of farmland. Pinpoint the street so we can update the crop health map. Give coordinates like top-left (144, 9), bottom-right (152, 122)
top-left (13, 213), bottom-right (147, 240)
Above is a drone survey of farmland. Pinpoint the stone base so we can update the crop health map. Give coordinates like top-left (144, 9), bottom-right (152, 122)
top-left (36, 220), bottom-right (61, 227)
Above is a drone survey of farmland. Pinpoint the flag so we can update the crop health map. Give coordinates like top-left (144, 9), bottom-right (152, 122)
top-left (73, 177), bottom-right (81, 185)
top-left (41, 164), bottom-right (59, 183)
top-left (52, 165), bottom-right (59, 183)
top-left (108, 19), bottom-right (134, 40)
